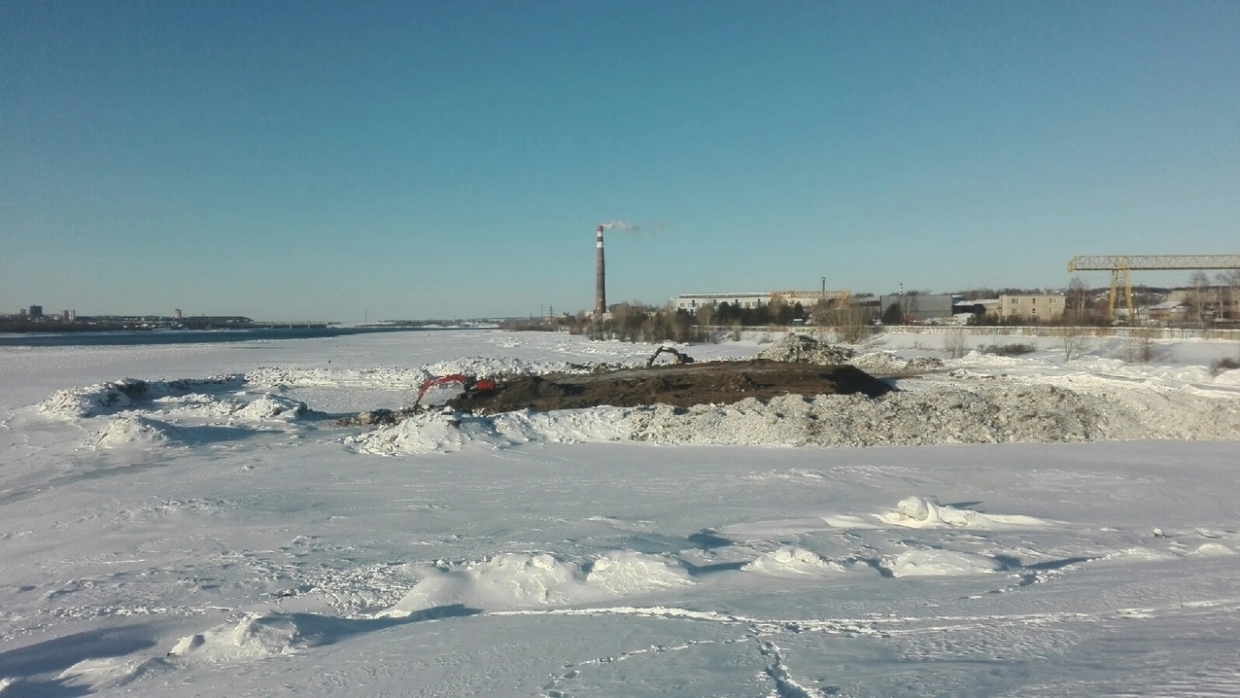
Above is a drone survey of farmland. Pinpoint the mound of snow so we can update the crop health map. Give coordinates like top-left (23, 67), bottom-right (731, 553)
top-left (421, 356), bottom-right (614, 380)
top-left (742, 546), bottom-right (847, 577)
top-left (756, 334), bottom-right (855, 365)
top-left (93, 415), bottom-right (175, 449)
top-left (586, 550), bottom-right (695, 594)
top-left (1214, 368), bottom-right (1240, 386)
top-left (1189, 543), bottom-right (1237, 556)
top-left (882, 549), bottom-right (1002, 577)
top-left (39, 375), bottom-right (244, 418)
top-left (379, 551), bottom-right (691, 616)
top-left (246, 365), bottom-right (428, 389)
top-left (151, 392), bottom-right (239, 417)
top-left (877, 496), bottom-right (1051, 529)
top-left (232, 394), bottom-right (308, 420)
top-left (57, 657), bottom-right (163, 691)
top-left (40, 378), bottom-right (150, 418)
top-left (346, 375), bottom-right (1240, 456)
top-left (850, 352), bottom-right (943, 373)
top-left (346, 412), bottom-right (473, 454)
top-left (168, 613), bottom-right (301, 663)
top-left (346, 408), bottom-right (630, 456)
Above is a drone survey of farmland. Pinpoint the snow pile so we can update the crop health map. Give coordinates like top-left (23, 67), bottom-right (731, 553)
top-left (756, 334), bottom-right (855, 365)
top-left (41, 377), bottom-right (149, 418)
top-left (93, 415), bottom-right (176, 449)
top-left (346, 378), bottom-right (1240, 455)
top-left (38, 375), bottom-right (244, 418)
top-left (345, 408), bottom-right (630, 455)
top-left (151, 393), bottom-right (240, 418)
top-left (420, 356), bottom-right (620, 379)
top-left (850, 352), bottom-right (944, 373)
top-left (232, 394), bottom-right (308, 420)
top-left (56, 657), bottom-right (162, 692)
top-left (379, 551), bottom-right (691, 615)
top-left (247, 358), bottom-right (616, 393)
top-left (1189, 543), bottom-right (1237, 556)
top-left (168, 613), bottom-right (303, 663)
top-left (881, 549), bottom-right (1002, 577)
top-left (742, 546), bottom-right (848, 577)
top-left (246, 365), bottom-right (429, 390)
top-left (630, 385), bottom-right (1106, 447)
top-left (345, 412), bottom-right (474, 454)
top-left (877, 496), bottom-right (1052, 529)
top-left (586, 550), bottom-right (696, 594)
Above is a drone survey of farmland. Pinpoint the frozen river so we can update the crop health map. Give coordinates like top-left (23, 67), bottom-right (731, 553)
top-left (2, 329), bottom-right (1239, 696)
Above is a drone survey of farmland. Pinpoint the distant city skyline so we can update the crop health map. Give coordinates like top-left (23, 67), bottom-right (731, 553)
top-left (3, 1), bottom-right (1239, 321)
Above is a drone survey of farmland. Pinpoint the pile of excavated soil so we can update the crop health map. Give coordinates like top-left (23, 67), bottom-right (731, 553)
top-left (756, 333), bottom-right (856, 364)
top-left (444, 360), bottom-right (893, 413)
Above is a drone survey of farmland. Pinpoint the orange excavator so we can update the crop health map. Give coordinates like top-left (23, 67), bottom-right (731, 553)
top-left (412, 374), bottom-right (498, 409)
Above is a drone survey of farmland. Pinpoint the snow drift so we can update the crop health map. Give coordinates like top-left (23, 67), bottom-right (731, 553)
top-left (378, 551), bottom-right (692, 615)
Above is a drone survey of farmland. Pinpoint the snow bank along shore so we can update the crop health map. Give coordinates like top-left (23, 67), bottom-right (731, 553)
top-left (32, 334), bottom-right (1240, 455)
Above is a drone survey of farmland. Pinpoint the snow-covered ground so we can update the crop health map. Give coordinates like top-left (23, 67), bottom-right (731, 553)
top-left (2, 329), bottom-right (1239, 696)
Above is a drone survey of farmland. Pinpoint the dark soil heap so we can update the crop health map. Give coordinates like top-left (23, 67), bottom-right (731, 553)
top-left (446, 360), bottom-right (892, 413)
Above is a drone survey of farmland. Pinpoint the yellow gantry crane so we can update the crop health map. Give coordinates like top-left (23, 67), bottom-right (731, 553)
top-left (1066, 255), bottom-right (1240, 321)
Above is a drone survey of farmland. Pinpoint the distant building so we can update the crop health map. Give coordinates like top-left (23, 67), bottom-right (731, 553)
top-left (674, 290), bottom-right (850, 315)
top-left (28, 305), bottom-right (42, 318)
top-left (878, 294), bottom-right (956, 323)
top-left (174, 309), bottom-right (183, 319)
top-left (999, 294), bottom-right (1065, 321)
top-left (1147, 300), bottom-right (1190, 324)
top-left (954, 298), bottom-right (1001, 319)
top-left (674, 292), bottom-right (770, 313)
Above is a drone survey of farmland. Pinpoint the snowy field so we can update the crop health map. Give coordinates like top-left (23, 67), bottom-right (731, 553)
top-left (2, 329), bottom-right (1240, 697)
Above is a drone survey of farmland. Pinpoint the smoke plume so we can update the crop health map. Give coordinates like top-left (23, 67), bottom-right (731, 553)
top-left (598, 220), bottom-right (639, 233)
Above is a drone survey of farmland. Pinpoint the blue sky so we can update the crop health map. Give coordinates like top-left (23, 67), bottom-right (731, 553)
top-left (3, 1), bottom-right (1238, 321)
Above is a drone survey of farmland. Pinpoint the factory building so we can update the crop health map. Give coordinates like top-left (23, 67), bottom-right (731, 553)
top-left (878, 294), bottom-right (957, 323)
top-left (674, 290), bottom-right (851, 314)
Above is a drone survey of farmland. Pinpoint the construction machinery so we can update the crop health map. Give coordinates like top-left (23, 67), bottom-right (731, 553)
top-left (413, 374), bottom-right (498, 409)
top-left (1067, 255), bottom-right (1240, 322)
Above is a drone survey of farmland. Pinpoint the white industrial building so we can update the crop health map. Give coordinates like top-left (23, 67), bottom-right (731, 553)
top-left (674, 293), bottom-right (770, 313)
top-left (675, 290), bottom-right (851, 314)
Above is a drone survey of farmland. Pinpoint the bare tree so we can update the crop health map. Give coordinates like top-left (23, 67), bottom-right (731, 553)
top-left (1067, 276), bottom-right (1091, 319)
top-left (1061, 324), bottom-right (1091, 362)
top-left (942, 326), bottom-right (967, 359)
top-left (1189, 270), bottom-right (1213, 324)
top-left (1216, 270), bottom-right (1240, 320)
top-left (1122, 327), bottom-right (1157, 363)
top-left (829, 305), bottom-right (873, 344)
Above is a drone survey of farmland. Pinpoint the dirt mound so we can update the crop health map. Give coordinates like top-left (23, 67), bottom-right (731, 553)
top-left (756, 334), bottom-right (856, 365)
top-left (445, 360), bottom-right (892, 413)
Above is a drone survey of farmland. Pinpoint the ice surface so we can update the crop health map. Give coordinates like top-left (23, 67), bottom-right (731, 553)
top-left (2, 328), bottom-right (1240, 697)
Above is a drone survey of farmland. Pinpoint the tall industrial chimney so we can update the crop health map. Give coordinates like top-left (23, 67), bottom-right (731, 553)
top-left (594, 225), bottom-right (606, 317)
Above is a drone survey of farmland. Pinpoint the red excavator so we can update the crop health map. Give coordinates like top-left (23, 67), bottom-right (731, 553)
top-left (412, 374), bottom-right (498, 409)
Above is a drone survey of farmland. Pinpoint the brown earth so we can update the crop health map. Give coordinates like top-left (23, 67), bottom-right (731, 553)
top-left (444, 359), bottom-right (894, 413)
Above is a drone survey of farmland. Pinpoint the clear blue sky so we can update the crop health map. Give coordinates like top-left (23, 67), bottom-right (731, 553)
top-left (3, 1), bottom-right (1238, 321)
